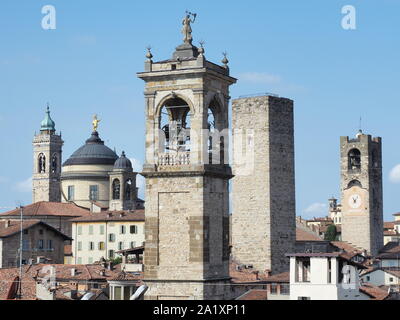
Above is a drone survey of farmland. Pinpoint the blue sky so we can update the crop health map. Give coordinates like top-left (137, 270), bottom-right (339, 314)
top-left (0, 0), bottom-right (399, 221)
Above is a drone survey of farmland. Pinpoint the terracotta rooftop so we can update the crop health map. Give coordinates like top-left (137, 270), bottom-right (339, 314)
top-left (229, 262), bottom-right (269, 283)
top-left (377, 241), bottom-right (400, 259)
top-left (359, 283), bottom-right (389, 300)
top-left (384, 221), bottom-right (396, 229)
top-left (108, 271), bottom-right (143, 282)
top-left (0, 219), bottom-right (71, 240)
top-left (236, 289), bottom-right (268, 300)
top-left (296, 227), bottom-right (322, 242)
top-left (70, 210), bottom-right (145, 223)
top-left (0, 263), bottom-right (141, 300)
top-left (263, 271), bottom-right (289, 283)
top-left (0, 202), bottom-right (90, 218)
top-left (330, 241), bottom-right (362, 254)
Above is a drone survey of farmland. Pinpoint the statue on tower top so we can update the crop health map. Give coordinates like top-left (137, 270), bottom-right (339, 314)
top-left (92, 114), bottom-right (101, 132)
top-left (182, 11), bottom-right (197, 44)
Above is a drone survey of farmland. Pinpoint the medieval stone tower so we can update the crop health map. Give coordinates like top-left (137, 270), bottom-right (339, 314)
top-left (137, 13), bottom-right (236, 300)
top-left (33, 106), bottom-right (63, 203)
top-left (340, 130), bottom-right (383, 256)
top-left (231, 95), bottom-right (296, 274)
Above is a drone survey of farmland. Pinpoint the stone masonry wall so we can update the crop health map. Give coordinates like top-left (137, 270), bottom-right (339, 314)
top-left (231, 95), bottom-right (296, 274)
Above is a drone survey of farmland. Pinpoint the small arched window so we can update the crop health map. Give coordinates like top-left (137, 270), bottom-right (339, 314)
top-left (38, 153), bottom-right (46, 173)
top-left (125, 179), bottom-right (132, 200)
top-left (112, 179), bottom-right (120, 200)
top-left (348, 149), bottom-right (361, 171)
top-left (51, 153), bottom-right (58, 173)
top-left (348, 179), bottom-right (362, 189)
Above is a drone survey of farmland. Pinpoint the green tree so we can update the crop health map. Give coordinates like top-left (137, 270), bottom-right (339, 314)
top-left (324, 224), bottom-right (337, 241)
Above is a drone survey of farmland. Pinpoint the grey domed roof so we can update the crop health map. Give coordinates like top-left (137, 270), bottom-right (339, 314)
top-left (63, 131), bottom-right (118, 166)
top-left (113, 151), bottom-right (132, 170)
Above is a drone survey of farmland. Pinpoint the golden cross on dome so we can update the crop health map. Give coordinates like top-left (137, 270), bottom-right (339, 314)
top-left (92, 114), bottom-right (101, 132)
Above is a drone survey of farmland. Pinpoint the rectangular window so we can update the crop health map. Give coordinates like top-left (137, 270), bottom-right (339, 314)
top-left (77, 242), bottom-right (82, 251)
top-left (366, 276), bottom-right (370, 281)
top-left (89, 225), bottom-right (94, 235)
top-left (23, 229), bottom-right (28, 235)
top-left (328, 259), bottom-right (332, 284)
top-left (280, 284), bottom-right (290, 295)
top-left (109, 250), bottom-right (115, 259)
top-left (47, 240), bottom-right (53, 250)
top-left (78, 225), bottom-right (82, 235)
top-left (22, 239), bottom-right (30, 251)
top-left (89, 185), bottom-right (99, 201)
top-left (120, 225), bottom-right (126, 234)
top-left (67, 185), bottom-right (75, 201)
top-left (38, 239), bottom-right (44, 250)
top-left (298, 297), bottom-right (311, 300)
top-left (98, 242), bottom-right (105, 250)
top-left (124, 286), bottom-right (131, 300)
top-left (130, 225), bottom-right (137, 234)
top-left (390, 277), bottom-right (394, 282)
top-left (100, 225), bottom-right (105, 235)
top-left (109, 234), bottom-right (115, 242)
top-left (270, 284), bottom-right (278, 295)
top-left (118, 242), bottom-right (124, 250)
top-left (89, 242), bottom-right (94, 251)
top-left (114, 286), bottom-right (122, 300)
top-left (130, 241), bottom-right (136, 248)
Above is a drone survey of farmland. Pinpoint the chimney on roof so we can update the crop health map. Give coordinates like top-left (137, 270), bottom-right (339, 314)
top-left (71, 268), bottom-right (76, 276)
top-left (252, 270), bottom-right (259, 280)
top-left (99, 269), bottom-right (106, 276)
top-left (107, 212), bottom-right (112, 218)
top-left (120, 212), bottom-right (125, 218)
top-left (5, 220), bottom-right (10, 228)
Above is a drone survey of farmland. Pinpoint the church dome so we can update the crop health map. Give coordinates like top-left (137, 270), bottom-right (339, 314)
top-left (40, 105), bottom-right (56, 132)
top-left (63, 131), bottom-right (118, 166)
top-left (113, 151), bottom-right (132, 170)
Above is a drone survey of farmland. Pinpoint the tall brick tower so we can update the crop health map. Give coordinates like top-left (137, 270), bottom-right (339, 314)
top-left (340, 130), bottom-right (383, 256)
top-left (231, 95), bottom-right (296, 274)
top-left (33, 105), bottom-right (63, 202)
top-left (137, 13), bottom-right (236, 300)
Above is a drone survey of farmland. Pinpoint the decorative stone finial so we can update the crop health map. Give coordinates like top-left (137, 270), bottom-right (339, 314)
top-left (198, 40), bottom-right (205, 55)
top-left (92, 114), bottom-right (101, 132)
top-left (221, 51), bottom-right (229, 68)
top-left (146, 46), bottom-right (153, 62)
top-left (182, 11), bottom-right (197, 45)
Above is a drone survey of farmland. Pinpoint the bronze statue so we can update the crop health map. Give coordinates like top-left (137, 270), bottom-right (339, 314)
top-left (92, 114), bottom-right (101, 132)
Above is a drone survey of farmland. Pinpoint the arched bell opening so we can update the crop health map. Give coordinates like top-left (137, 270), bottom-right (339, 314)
top-left (38, 153), bottom-right (46, 174)
top-left (348, 148), bottom-right (361, 171)
top-left (125, 178), bottom-right (133, 200)
top-left (158, 97), bottom-right (192, 153)
top-left (51, 153), bottom-right (58, 173)
top-left (112, 179), bottom-right (121, 200)
top-left (207, 97), bottom-right (226, 165)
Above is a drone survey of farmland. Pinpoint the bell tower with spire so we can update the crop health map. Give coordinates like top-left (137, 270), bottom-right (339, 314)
top-left (32, 105), bottom-right (63, 203)
top-left (137, 13), bottom-right (236, 300)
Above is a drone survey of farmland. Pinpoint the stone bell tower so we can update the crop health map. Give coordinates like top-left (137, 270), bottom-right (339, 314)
top-left (109, 151), bottom-right (138, 211)
top-left (33, 105), bottom-right (63, 203)
top-left (137, 13), bottom-right (236, 300)
top-left (340, 130), bottom-right (383, 256)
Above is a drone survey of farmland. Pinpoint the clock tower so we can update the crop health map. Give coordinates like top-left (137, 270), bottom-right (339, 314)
top-left (340, 130), bottom-right (383, 256)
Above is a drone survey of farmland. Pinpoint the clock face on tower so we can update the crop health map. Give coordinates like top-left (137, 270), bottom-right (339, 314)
top-left (348, 194), bottom-right (362, 209)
